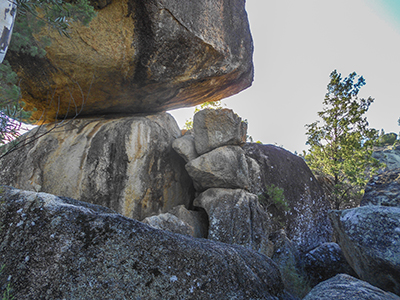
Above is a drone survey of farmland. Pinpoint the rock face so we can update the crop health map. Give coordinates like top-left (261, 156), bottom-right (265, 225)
top-left (303, 274), bottom-right (400, 300)
top-left (372, 145), bottom-right (400, 171)
top-left (7, 0), bottom-right (253, 121)
top-left (361, 168), bottom-right (400, 207)
top-left (243, 143), bottom-right (332, 253)
top-left (172, 132), bottom-right (199, 163)
top-left (0, 186), bottom-right (287, 300)
top-left (329, 206), bottom-right (400, 295)
top-left (193, 108), bottom-right (247, 155)
top-left (194, 188), bottom-right (272, 254)
top-left (302, 242), bottom-right (356, 287)
top-left (186, 145), bottom-right (251, 192)
top-left (0, 113), bottom-right (193, 220)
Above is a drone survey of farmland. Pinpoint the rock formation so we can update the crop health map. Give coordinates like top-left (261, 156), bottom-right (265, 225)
top-left (0, 186), bottom-right (290, 300)
top-left (329, 206), bottom-right (400, 295)
top-left (243, 143), bottom-right (332, 253)
top-left (361, 168), bottom-right (400, 207)
top-left (194, 188), bottom-right (272, 255)
top-left (372, 145), bottom-right (400, 171)
top-left (0, 113), bottom-right (194, 220)
top-left (303, 274), bottom-right (400, 300)
top-left (7, 0), bottom-right (253, 121)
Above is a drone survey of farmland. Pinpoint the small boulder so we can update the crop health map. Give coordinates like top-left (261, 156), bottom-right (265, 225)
top-left (0, 186), bottom-right (288, 300)
top-left (361, 168), bottom-right (400, 207)
top-left (185, 145), bottom-right (250, 192)
top-left (329, 206), bottom-right (400, 295)
top-left (172, 132), bottom-right (199, 163)
top-left (303, 242), bottom-right (357, 287)
top-left (142, 205), bottom-right (208, 238)
top-left (193, 188), bottom-right (272, 255)
top-left (303, 274), bottom-right (400, 300)
top-left (193, 108), bottom-right (247, 155)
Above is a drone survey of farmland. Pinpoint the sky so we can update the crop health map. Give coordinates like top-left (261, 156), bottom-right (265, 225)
top-left (169, 0), bottom-right (400, 154)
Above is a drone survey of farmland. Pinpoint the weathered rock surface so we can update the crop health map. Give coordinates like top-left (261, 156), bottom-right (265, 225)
top-left (0, 113), bottom-right (194, 220)
top-left (193, 188), bottom-right (272, 255)
top-left (303, 274), bottom-right (400, 300)
top-left (172, 132), bottom-right (199, 163)
top-left (329, 206), bottom-right (400, 295)
top-left (142, 205), bottom-right (208, 238)
top-left (372, 145), bottom-right (400, 171)
top-left (243, 143), bottom-right (332, 253)
top-left (0, 186), bottom-right (288, 300)
top-left (302, 242), bottom-right (356, 287)
top-left (361, 168), bottom-right (400, 207)
top-left (8, 0), bottom-right (253, 121)
top-left (193, 108), bottom-right (247, 155)
top-left (185, 145), bottom-right (250, 192)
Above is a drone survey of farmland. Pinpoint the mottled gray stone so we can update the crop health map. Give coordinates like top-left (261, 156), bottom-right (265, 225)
top-left (194, 188), bottom-right (272, 255)
top-left (244, 143), bottom-right (332, 253)
top-left (193, 108), bottom-right (247, 155)
top-left (329, 206), bottom-right (400, 295)
top-left (0, 186), bottom-right (289, 300)
top-left (142, 205), bottom-right (208, 238)
top-left (0, 113), bottom-right (194, 220)
top-left (303, 242), bottom-right (356, 287)
top-left (303, 274), bottom-right (400, 300)
top-left (185, 145), bottom-right (250, 192)
top-left (361, 168), bottom-right (400, 207)
top-left (172, 132), bottom-right (199, 163)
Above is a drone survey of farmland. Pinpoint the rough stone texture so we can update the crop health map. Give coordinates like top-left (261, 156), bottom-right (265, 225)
top-left (269, 230), bottom-right (310, 299)
top-left (7, 0), bottom-right (253, 122)
top-left (0, 113), bottom-right (194, 220)
top-left (185, 145), bottom-right (250, 192)
top-left (329, 206), bottom-right (400, 295)
top-left (0, 186), bottom-right (287, 300)
top-left (302, 242), bottom-right (357, 287)
top-left (194, 188), bottom-right (272, 255)
top-left (361, 168), bottom-right (400, 207)
top-left (243, 143), bottom-right (332, 253)
top-left (172, 132), bottom-right (199, 163)
top-left (372, 145), bottom-right (400, 171)
top-left (193, 108), bottom-right (248, 155)
top-left (142, 205), bottom-right (208, 238)
top-left (303, 274), bottom-right (400, 300)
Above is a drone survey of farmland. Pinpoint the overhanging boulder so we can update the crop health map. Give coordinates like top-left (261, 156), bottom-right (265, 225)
top-left (7, 0), bottom-right (254, 121)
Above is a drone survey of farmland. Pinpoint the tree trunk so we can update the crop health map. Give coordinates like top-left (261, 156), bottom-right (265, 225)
top-left (0, 0), bottom-right (17, 64)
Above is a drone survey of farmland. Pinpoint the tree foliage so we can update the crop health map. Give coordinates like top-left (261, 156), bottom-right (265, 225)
top-left (0, 0), bottom-right (96, 145)
top-left (303, 70), bottom-right (383, 209)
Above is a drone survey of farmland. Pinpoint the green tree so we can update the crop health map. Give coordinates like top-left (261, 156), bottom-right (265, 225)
top-left (303, 70), bottom-right (382, 209)
top-left (0, 0), bottom-right (96, 145)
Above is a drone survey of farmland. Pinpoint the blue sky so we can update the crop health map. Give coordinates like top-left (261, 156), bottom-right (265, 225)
top-left (169, 0), bottom-right (400, 153)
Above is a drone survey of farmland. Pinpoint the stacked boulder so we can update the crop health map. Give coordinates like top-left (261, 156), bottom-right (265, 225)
top-left (173, 108), bottom-right (271, 254)
top-left (328, 168), bottom-right (400, 297)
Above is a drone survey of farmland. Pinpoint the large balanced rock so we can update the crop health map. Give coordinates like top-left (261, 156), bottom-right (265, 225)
top-left (0, 113), bottom-right (193, 220)
top-left (7, 0), bottom-right (253, 121)
top-left (193, 108), bottom-right (247, 155)
top-left (0, 186), bottom-right (287, 300)
top-left (361, 168), bottom-right (400, 207)
top-left (329, 206), bottom-right (400, 295)
top-left (194, 188), bottom-right (272, 255)
top-left (243, 143), bottom-right (332, 253)
top-left (303, 274), bottom-right (400, 300)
